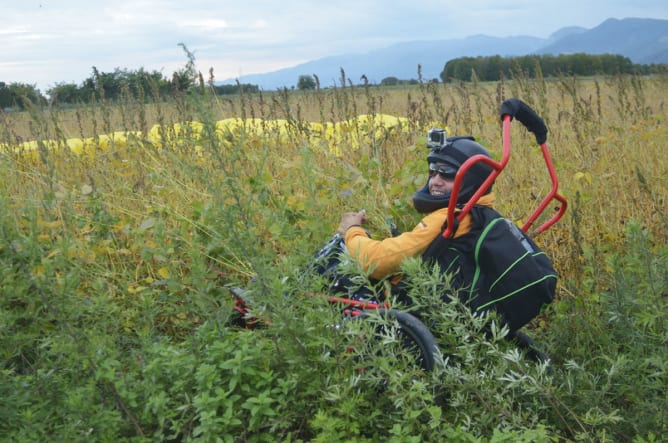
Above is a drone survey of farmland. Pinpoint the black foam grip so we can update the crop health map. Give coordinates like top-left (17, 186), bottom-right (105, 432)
top-left (500, 98), bottom-right (547, 144)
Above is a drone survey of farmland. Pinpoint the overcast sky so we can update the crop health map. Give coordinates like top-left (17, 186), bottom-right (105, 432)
top-left (3, 0), bottom-right (668, 92)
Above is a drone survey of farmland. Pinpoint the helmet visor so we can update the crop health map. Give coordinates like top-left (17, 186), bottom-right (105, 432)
top-left (428, 162), bottom-right (457, 180)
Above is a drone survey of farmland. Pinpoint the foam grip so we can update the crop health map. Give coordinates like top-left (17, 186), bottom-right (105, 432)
top-left (500, 98), bottom-right (547, 144)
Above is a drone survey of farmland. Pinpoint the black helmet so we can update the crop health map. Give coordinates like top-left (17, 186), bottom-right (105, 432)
top-left (413, 135), bottom-right (494, 213)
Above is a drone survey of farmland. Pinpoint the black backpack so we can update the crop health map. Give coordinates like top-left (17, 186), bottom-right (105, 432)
top-left (422, 206), bottom-right (557, 332)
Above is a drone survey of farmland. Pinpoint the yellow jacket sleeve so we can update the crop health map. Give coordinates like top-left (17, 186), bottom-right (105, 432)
top-left (343, 208), bottom-right (447, 280)
top-left (343, 194), bottom-right (495, 280)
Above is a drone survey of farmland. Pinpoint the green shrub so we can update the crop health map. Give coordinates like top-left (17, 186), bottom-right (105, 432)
top-left (1, 76), bottom-right (666, 442)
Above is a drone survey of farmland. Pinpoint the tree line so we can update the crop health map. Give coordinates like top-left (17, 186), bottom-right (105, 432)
top-left (439, 53), bottom-right (666, 82)
top-left (0, 66), bottom-right (259, 110)
top-left (3, 53), bottom-right (665, 110)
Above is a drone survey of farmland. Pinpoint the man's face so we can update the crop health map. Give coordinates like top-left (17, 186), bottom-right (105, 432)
top-left (428, 162), bottom-right (455, 196)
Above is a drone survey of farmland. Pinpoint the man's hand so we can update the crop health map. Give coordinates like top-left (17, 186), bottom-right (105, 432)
top-left (337, 209), bottom-right (367, 235)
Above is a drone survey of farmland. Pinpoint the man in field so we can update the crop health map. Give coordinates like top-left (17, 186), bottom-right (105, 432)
top-left (329, 111), bottom-right (557, 363)
top-left (336, 135), bottom-right (495, 283)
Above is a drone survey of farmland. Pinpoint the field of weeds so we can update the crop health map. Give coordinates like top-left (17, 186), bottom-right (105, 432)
top-left (1, 74), bottom-right (666, 441)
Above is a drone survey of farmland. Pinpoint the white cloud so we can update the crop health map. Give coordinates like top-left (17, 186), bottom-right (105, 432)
top-left (2, 0), bottom-right (668, 92)
top-left (180, 19), bottom-right (230, 31)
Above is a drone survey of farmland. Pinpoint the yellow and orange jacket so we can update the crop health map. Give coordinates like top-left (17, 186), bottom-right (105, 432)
top-left (343, 194), bottom-right (496, 281)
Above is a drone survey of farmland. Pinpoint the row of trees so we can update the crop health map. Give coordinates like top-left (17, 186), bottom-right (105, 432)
top-left (0, 66), bottom-right (259, 110)
top-left (0, 82), bottom-right (47, 109)
top-left (296, 74), bottom-right (428, 90)
top-left (4, 53), bottom-right (665, 110)
top-left (291, 53), bottom-right (666, 91)
top-left (440, 53), bottom-right (666, 82)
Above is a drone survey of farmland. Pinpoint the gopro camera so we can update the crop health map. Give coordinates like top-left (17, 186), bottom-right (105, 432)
top-left (427, 128), bottom-right (447, 149)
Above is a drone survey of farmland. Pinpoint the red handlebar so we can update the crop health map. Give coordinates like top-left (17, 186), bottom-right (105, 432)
top-left (442, 115), bottom-right (567, 238)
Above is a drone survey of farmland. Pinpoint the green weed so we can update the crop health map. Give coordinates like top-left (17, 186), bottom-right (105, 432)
top-left (0, 73), bottom-right (666, 441)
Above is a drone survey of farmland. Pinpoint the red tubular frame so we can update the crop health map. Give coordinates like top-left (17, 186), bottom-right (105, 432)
top-left (442, 115), bottom-right (567, 238)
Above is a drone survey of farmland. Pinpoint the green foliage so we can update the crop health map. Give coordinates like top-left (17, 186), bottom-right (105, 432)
top-left (3, 184), bottom-right (664, 440)
top-left (380, 76), bottom-right (422, 87)
top-left (548, 221), bottom-right (668, 441)
top-left (22, 52), bottom-right (261, 107)
top-left (297, 75), bottom-right (317, 91)
top-left (1, 75), bottom-right (667, 441)
top-left (0, 81), bottom-right (46, 109)
top-left (381, 76), bottom-right (400, 86)
top-left (440, 53), bottom-right (658, 82)
top-left (48, 67), bottom-right (171, 105)
top-left (212, 83), bottom-right (260, 95)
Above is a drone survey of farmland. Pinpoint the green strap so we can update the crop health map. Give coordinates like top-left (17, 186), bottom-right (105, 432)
top-left (476, 274), bottom-right (558, 311)
top-left (489, 251), bottom-right (551, 291)
top-left (468, 217), bottom-right (557, 309)
top-left (468, 217), bottom-right (503, 300)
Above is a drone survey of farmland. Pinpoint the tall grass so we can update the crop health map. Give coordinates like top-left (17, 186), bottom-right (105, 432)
top-left (1, 72), bottom-right (666, 441)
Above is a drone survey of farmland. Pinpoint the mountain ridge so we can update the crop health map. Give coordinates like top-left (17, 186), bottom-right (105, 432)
top-left (221, 17), bottom-right (668, 89)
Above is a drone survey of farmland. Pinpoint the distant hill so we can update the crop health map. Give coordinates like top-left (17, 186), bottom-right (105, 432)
top-left (221, 17), bottom-right (668, 90)
top-left (544, 26), bottom-right (588, 44)
top-left (534, 18), bottom-right (668, 64)
top-left (223, 35), bottom-right (546, 89)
